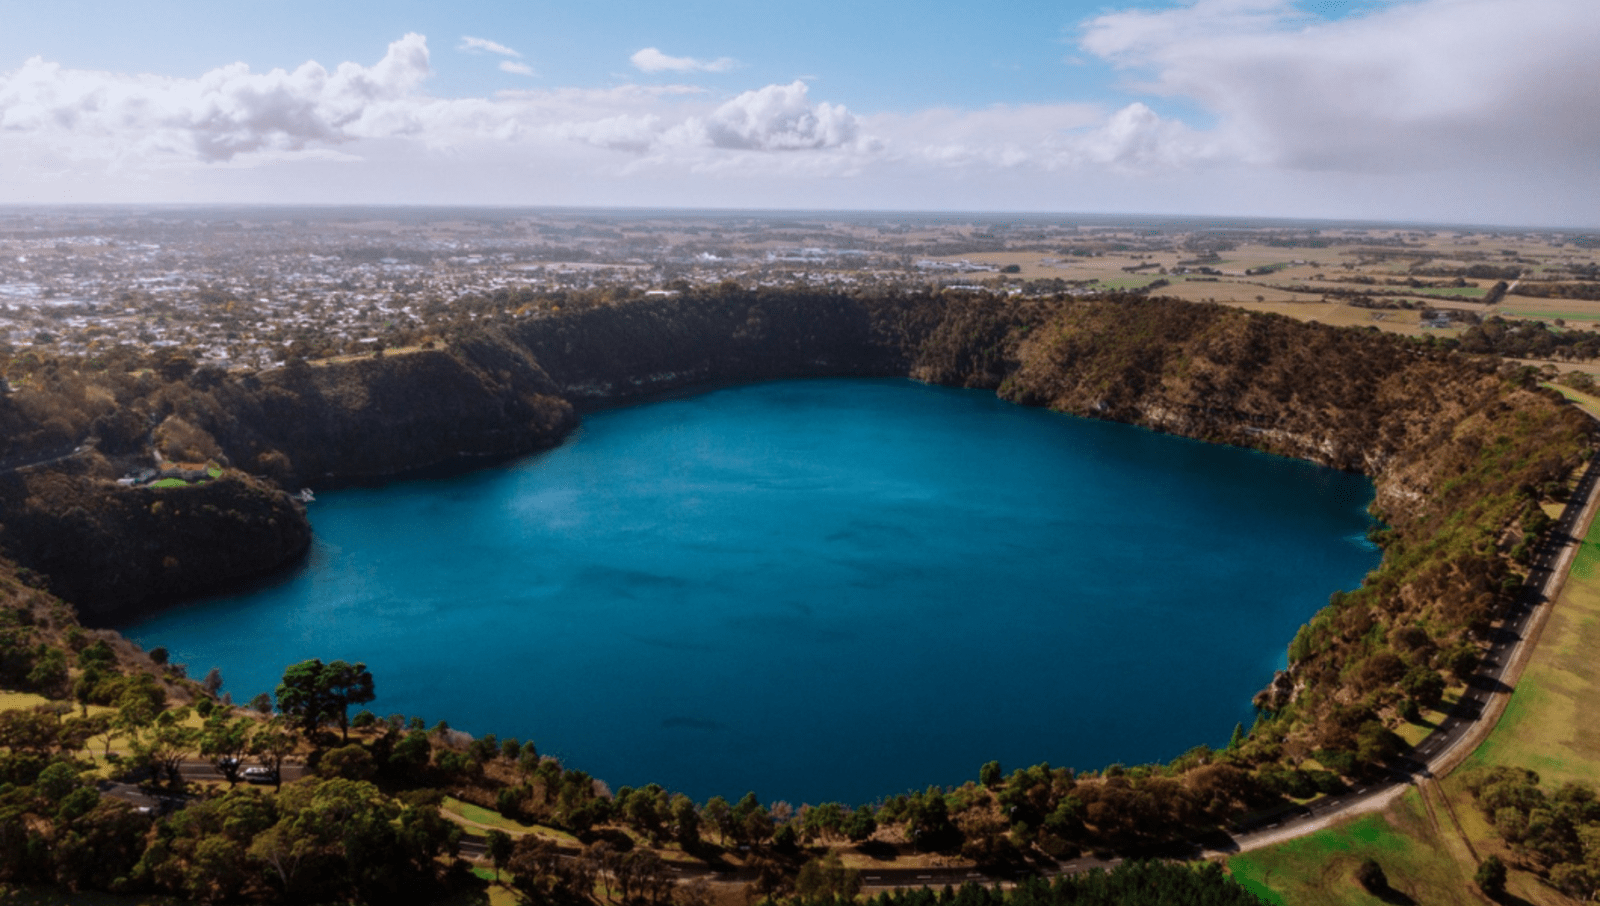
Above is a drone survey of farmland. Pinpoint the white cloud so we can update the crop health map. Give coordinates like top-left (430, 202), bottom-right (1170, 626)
top-left (1078, 0), bottom-right (1600, 174)
top-left (667, 81), bottom-right (857, 151)
top-left (458, 36), bottom-right (521, 58)
top-left (630, 47), bottom-right (738, 74)
top-left (3, 13), bottom-right (1597, 224)
top-left (0, 33), bottom-right (432, 163)
top-left (0, 40), bottom-right (857, 170)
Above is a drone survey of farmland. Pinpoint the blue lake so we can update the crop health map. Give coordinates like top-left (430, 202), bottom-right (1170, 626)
top-left (117, 378), bottom-right (1380, 806)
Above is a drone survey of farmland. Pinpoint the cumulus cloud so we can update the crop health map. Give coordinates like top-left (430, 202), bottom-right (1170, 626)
top-left (0, 38), bottom-right (862, 172)
top-left (630, 47), bottom-right (738, 74)
top-left (0, 33), bottom-right (432, 162)
top-left (1078, 0), bottom-right (1600, 173)
top-left (458, 36), bottom-right (521, 57)
top-left (7, 7), bottom-right (1592, 221)
top-left (667, 81), bottom-right (857, 151)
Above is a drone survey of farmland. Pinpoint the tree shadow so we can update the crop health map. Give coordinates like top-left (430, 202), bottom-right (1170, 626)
top-left (853, 840), bottom-right (898, 862)
top-left (1368, 885), bottom-right (1417, 906)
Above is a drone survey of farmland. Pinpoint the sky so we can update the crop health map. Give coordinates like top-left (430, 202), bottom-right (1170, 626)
top-left (0, 0), bottom-right (1596, 227)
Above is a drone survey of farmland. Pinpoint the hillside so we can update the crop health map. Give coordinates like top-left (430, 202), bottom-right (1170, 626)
top-left (0, 287), bottom-right (1591, 808)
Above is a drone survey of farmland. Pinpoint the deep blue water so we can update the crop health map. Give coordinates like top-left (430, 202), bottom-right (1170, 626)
top-left (117, 379), bottom-right (1379, 806)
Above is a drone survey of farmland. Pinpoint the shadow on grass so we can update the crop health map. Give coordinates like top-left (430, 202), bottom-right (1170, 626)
top-left (1368, 884), bottom-right (1418, 906)
top-left (854, 840), bottom-right (898, 862)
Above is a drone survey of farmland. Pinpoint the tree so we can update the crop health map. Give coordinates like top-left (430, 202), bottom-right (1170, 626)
top-left (275, 659), bottom-right (375, 742)
top-left (671, 794), bottom-right (701, 851)
top-left (249, 718), bottom-right (297, 790)
top-left (199, 714), bottom-right (252, 786)
top-left (845, 805), bottom-right (878, 842)
top-left (1401, 665), bottom-right (1446, 710)
top-left (507, 835), bottom-right (585, 905)
top-left (795, 852), bottom-right (862, 900)
top-left (980, 760), bottom-right (1003, 788)
top-left (134, 709), bottom-right (199, 790)
top-left (484, 829), bottom-right (512, 882)
top-left (701, 795), bottom-right (733, 845)
top-left (1475, 855), bottom-right (1507, 897)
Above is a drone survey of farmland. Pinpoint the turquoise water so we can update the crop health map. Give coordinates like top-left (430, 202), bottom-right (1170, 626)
top-left (118, 379), bottom-right (1379, 806)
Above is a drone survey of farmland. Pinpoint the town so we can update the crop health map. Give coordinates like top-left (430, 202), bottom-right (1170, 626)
top-left (2, 207), bottom-right (1597, 380)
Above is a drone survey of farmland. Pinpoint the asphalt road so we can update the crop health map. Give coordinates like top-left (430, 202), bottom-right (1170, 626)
top-left (0, 442), bottom-right (89, 475)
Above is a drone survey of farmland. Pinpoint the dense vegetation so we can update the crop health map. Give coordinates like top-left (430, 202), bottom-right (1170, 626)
top-left (1456, 316), bottom-right (1600, 361)
top-left (0, 288), bottom-right (1595, 901)
top-left (1462, 766), bottom-right (1600, 899)
top-left (1510, 282), bottom-right (1600, 302)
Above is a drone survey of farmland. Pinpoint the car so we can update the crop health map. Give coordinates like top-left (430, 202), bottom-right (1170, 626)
top-left (242, 766), bottom-right (278, 784)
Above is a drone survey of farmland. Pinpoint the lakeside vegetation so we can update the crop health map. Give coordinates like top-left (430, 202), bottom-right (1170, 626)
top-left (1, 287), bottom-right (1597, 902)
top-left (1230, 462), bottom-right (1600, 904)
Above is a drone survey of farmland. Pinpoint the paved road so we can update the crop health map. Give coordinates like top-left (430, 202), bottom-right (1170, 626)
top-left (0, 442), bottom-right (89, 475)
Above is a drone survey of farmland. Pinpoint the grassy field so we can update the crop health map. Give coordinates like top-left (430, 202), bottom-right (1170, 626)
top-left (1228, 792), bottom-right (1479, 906)
top-left (1410, 286), bottom-right (1488, 299)
top-left (1454, 512), bottom-right (1600, 787)
top-left (1503, 309), bottom-right (1600, 322)
top-left (1545, 383), bottom-right (1600, 419)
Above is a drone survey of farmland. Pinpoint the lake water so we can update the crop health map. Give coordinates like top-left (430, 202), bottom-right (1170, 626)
top-left (117, 378), bottom-right (1380, 806)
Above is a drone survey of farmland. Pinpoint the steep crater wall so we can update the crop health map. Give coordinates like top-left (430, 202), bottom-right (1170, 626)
top-left (1, 290), bottom-right (1592, 754)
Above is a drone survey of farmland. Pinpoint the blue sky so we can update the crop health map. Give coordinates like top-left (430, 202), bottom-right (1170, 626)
top-left (1, 0), bottom-right (1595, 226)
top-left (3, 0), bottom-right (1184, 110)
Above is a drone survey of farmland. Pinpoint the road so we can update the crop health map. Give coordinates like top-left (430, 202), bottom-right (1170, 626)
top-left (0, 442), bottom-right (90, 475)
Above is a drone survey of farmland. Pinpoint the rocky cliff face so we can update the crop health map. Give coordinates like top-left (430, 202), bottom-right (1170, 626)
top-left (0, 467), bottom-right (310, 621)
top-left (199, 335), bottom-right (577, 487)
top-left (508, 288), bottom-right (921, 404)
top-left (0, 289), bottom-right (1590, 653)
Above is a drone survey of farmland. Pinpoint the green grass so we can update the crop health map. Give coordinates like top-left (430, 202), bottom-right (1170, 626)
top-left (1546, 384), bottom-right (1600, 421)
top-left (0, 690), bottom-right (50, 710)
top-left (440, 797), bottom-right (581, 845)
top-left (1457, 506), bottom-right (1600, 787)
top-left (1227, 791), bottom-right (1478, 906)
top-left (147, 478), bottom-right (189, 488)
top-left (1502, 309), bottom-right (1600, 322)
top-left (1098, 276), bottom-right (1171, 290)
top-left (1408, 286), bottom-right (1487, 299)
